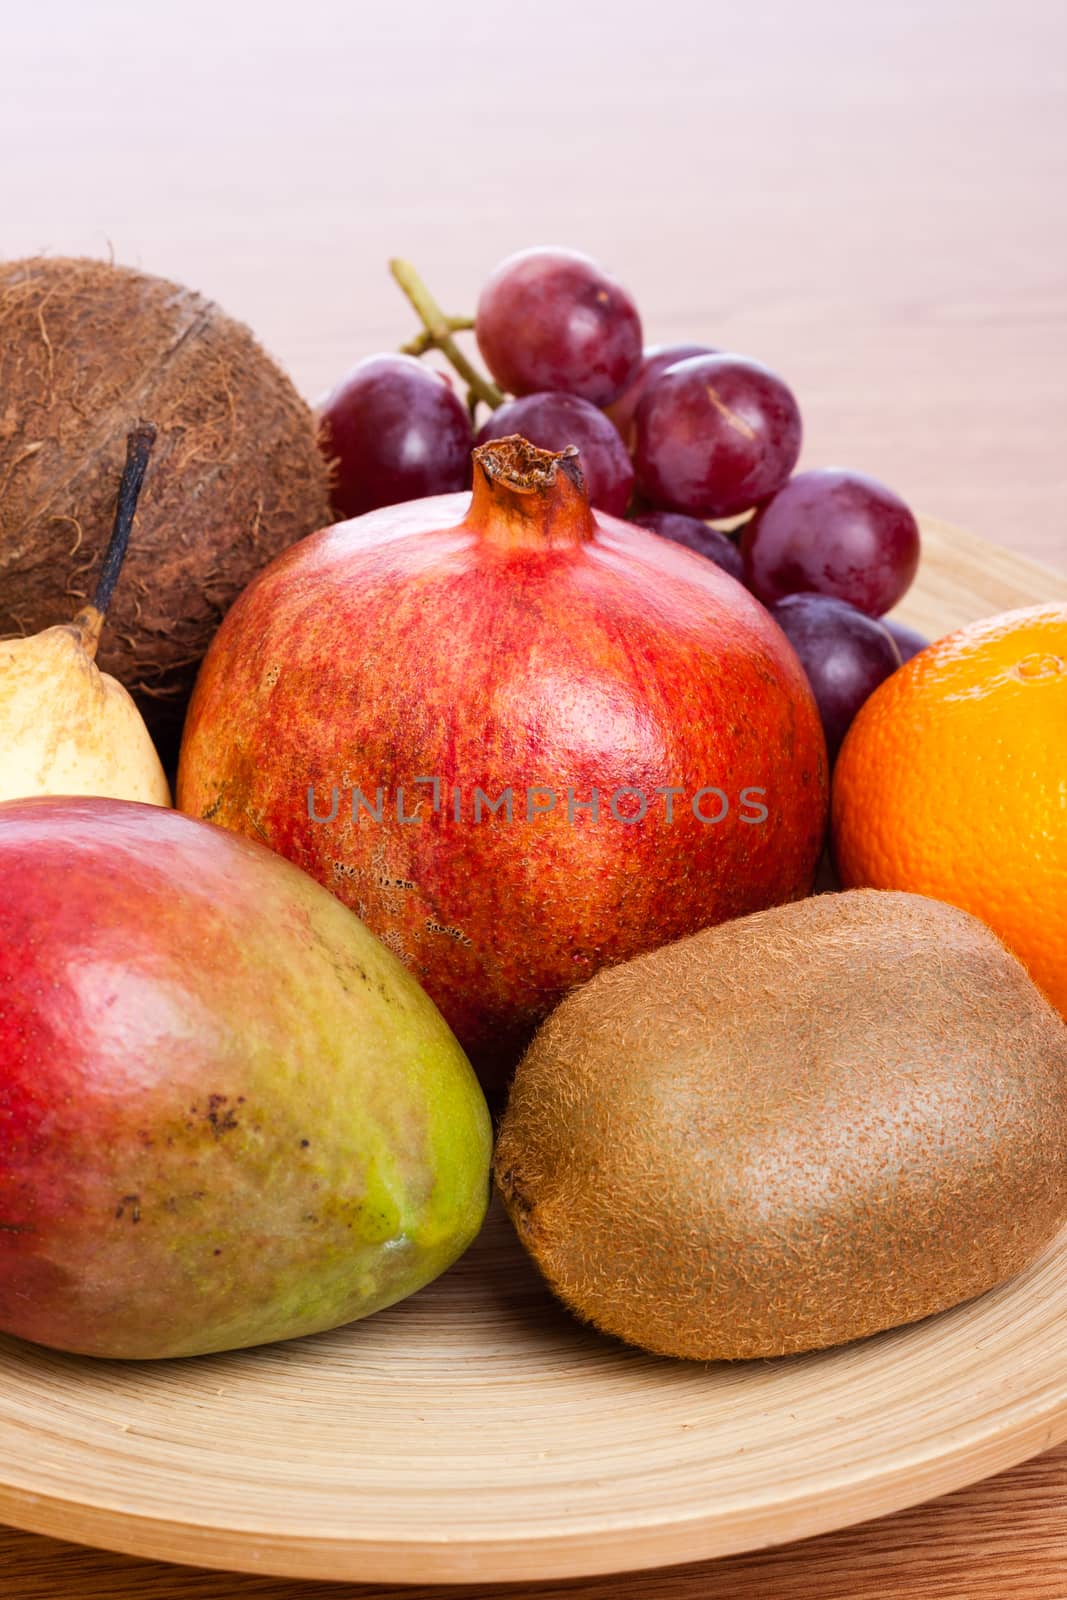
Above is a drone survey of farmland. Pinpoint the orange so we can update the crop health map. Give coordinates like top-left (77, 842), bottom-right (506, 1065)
top-left (833, 603), bottom-right (1067, 1016)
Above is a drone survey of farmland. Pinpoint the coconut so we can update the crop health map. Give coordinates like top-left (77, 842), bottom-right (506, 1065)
top-left (0, 257), bottom-right (332, 756)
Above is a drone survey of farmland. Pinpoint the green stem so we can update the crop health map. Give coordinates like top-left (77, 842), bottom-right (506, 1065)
top-left (389, 259), bottom-right (504, 410)
top-left (400, 317), bottom-right (475, 357)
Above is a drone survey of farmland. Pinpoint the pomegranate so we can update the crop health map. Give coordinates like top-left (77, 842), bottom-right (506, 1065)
top-left (178, 438), bottom-right (827, 1094)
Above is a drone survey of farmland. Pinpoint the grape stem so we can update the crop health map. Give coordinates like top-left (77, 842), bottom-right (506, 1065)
top-left (389, 259), bottom-right (505, 411)
top-left (401, 318), bottom-right (474, 356)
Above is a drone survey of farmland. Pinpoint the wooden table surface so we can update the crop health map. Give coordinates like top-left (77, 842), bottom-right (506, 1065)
top-left (3, 0), bottom-right (1066, 1593)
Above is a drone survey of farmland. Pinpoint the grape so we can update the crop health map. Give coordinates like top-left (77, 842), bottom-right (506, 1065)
top-left (630, 509), bottom-right (745, 584)
top-left (477, 393), bottom-right (634, 517)
top-left (633, 354), bottom-right (802, 518)
top-left (741, 468), bottom-right (921, 617)
top-left (880, 616), bottom-right (930, 663)
top-left (770, 592), bottom-right (902, 760)
top-left (319, 354), bottom-right (472, 517)
top-left (475, 248), bottom-right (642, 407)
top-left (607, 342), bottom-right (716, 446)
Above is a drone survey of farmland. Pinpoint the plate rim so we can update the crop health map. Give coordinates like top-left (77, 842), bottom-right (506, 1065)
top-left (2, 1368), bottom-right (1067, 1582)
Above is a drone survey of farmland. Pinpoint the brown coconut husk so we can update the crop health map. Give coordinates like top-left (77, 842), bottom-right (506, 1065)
top-left (0, 257), bottom-right (332, 760)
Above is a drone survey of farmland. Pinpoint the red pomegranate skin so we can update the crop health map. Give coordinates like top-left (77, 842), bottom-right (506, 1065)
top-left (179, 441), bottom-right (828, 1092)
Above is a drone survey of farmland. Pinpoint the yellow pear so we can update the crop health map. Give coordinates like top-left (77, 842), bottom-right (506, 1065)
top-left (0, 424), bottom-right (170, 807)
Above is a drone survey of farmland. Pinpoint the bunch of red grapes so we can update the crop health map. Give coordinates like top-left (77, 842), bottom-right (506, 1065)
top-left (319, 248), bottom-right (926, 760)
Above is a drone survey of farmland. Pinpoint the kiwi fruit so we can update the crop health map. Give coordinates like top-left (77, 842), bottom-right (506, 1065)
top-left (0, 257), bottom-right (332, 757)
top-left (495, 890), bottom-right (1067, 1361)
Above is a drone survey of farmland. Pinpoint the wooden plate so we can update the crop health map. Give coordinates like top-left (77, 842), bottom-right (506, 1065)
top-left (1, 520), bottom-right (1065, 1585)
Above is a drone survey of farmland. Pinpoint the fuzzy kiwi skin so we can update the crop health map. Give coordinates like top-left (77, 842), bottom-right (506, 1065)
top-left (0, 257), bottom-right (332, 758)
top-left (494, 890), bottom-right (1067, 1361)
